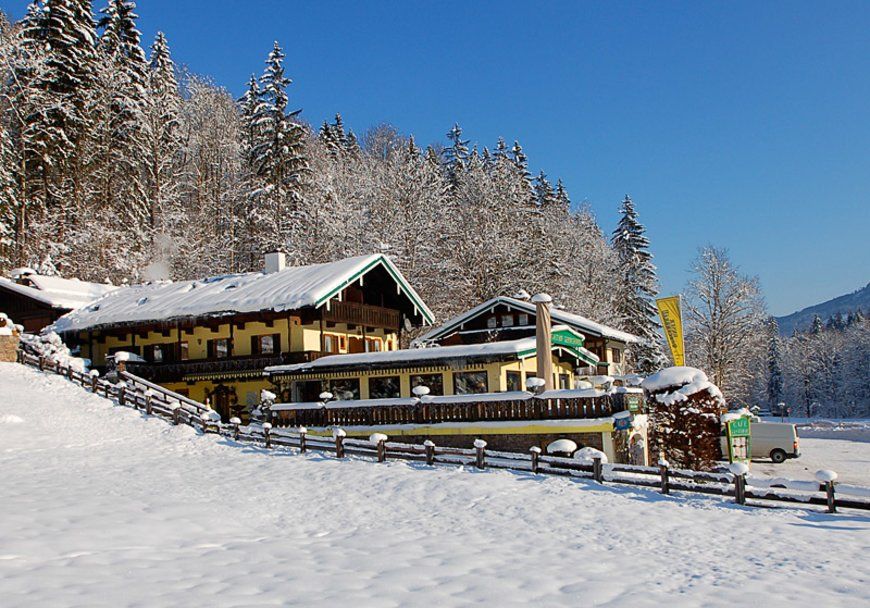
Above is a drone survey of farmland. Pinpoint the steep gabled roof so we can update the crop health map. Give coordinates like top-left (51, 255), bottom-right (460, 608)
top-left (0, 276), bottom-right (117, 310)
top-left (54, 254), bottom-right (434, 333)
top-left (418, 296), bottom-right (637, 344)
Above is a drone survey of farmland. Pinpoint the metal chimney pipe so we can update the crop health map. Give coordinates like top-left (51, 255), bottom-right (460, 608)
top-left (531, 293), bottom-right (554, 391)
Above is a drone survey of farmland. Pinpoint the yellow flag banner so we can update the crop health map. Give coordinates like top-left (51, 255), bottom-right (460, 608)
top-left (656, 295), bottom-right (685, 366)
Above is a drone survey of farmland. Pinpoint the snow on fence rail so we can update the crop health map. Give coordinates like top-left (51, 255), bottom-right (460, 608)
top-left (16, 349), bottom-right (870, 515)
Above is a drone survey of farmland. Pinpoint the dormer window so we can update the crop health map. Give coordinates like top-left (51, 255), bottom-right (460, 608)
top-left (518, 313), bottom-right (529, 326)
top-left (501, 314), bottom-right (514, 327)
top-left (486, 317), bottom-right (497, 329)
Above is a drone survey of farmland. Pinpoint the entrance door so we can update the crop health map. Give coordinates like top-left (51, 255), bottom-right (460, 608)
top-left (348, 336), bottom-right (365, 354)
top-left (211, 385), bottom-right (233, 421)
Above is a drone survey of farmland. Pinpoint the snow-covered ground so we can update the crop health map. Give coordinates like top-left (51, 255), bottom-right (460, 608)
top-left (751, 417), bottom-right (870, 485)
top-left (1, 363), bottom-right (869, 607)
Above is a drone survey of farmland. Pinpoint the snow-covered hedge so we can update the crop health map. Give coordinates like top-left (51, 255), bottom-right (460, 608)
top-left (21, 330), bottom-right (88, 373)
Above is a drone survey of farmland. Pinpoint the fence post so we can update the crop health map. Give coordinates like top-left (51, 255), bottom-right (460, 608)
top-left (118, 384), bottom-right (126, 407)
top-left (593, 457), bottom-right (604, 483)
top-left (144, 390), bottom-right (153, 416)
top-left (474, 438), bottom-right (487, 470)
top-left (659, 458), bottom-right (670, 495)
top-left (90, 372), bottom-right (99, 392)
top-left (333, 428), bottom-right (346, 458)
top-left (730, 462), bottom-right (749, 505)
top-left (38, 356), bottom-right (44, 371)
top-left (816, 470), bottom-right (838, 514)
top-left (262, 422), bottom-right (272, 448)
top-left (298, 426), bottom-right (308, 453)
top-left (424, 439), bottom-right (435, 466)
top-left (171, 402), bottom-right (181, 425)
top-left (370, 433), bottom-right (388, 462)
top-left (229, 417), bottom-right (241, 441)
top-left (529, 446), bottom-right (541, 474)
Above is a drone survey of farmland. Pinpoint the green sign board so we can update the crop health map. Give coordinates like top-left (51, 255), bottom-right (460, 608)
top-left (728, 417), bottom-right (750, 437)
top-left (552, 329), bottom-right (585, 350)
top-left (726, 417), bottom-right (752, 463)
top-left (625, 394), bottom-right (642, 412)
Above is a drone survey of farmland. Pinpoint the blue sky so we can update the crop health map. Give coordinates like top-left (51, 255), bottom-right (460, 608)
top-left (4, 1), bottom-right (869, 315)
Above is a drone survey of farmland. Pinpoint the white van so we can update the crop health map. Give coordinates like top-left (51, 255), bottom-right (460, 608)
top-left (721, 420), bottom-right (800, 463)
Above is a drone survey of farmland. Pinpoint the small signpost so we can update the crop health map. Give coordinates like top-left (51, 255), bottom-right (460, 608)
top-left (726, 416), bottom-right (751, 463)
top-left (625, 394), bottom-right (642, 413)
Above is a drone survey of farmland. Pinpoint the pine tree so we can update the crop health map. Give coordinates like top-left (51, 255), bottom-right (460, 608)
top-left (19, 0), bottom-right (98, 266)
top-left (533, 171), bottom-right (555, 208)
top-left (554, 179), bottom-right (570, 212)
top-left (249, 41), bottom-right (308, 258)
top-left (443, 122), bottom-right (469, 186)
top-left (141, 31), bottom-right (182, 262)
top-left (766, 319), bottom-right (783, 407)
top-left (611, 195), bottom-right (668, 373)
top-left (90, 0), bottom-right (149, 274)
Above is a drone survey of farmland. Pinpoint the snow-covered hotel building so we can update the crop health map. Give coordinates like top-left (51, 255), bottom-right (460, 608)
top-left (53, 252), bottom-right (637, 425)
top-left (54, 253), bottom-right (433, 420)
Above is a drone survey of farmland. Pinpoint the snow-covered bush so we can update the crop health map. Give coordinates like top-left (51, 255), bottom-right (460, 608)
top-left (22, 330), bottom-right (88, 373)
top-left (573, 447), bottom-right (608, 464)
top-left (642, 367), bottom-right (726, 471)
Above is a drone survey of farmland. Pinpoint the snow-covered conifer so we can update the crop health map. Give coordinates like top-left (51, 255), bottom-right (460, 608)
top-left (611, 195), bottom-right (668, 373)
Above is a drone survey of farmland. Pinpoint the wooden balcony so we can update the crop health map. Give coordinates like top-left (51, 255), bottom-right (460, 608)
top-left (126, 351), bottom-right (326, 382)
top-left (323, 301), bottom-right (401, 330)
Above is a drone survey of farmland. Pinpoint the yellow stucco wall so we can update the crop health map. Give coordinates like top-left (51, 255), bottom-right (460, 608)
top-left (81, 318), bottom-right (400, 367)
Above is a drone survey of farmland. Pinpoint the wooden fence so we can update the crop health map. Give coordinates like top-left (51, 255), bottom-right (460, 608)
top-left (17, 349), bottom-right (870, 515)
top-left (272, 395), bottom-right (618, 428)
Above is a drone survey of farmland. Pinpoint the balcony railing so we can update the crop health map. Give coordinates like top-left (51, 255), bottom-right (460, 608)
top-left (126, 351), bottom-right (326, 382)
top-left (323, 301), bottom-right (401, 330)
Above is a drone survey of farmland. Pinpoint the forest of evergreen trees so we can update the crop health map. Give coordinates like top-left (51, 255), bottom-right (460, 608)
top-left (0, 1), bottom-right (866, 415)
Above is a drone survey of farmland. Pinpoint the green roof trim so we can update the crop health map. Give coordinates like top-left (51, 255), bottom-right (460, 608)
top-left (314, 255), bottom-right (435, 325)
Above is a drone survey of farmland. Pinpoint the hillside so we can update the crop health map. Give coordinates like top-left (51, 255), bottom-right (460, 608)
top-left (1, 362), bottom-right (869, 606)
top-left (777, 283), bottom-right (870, 335)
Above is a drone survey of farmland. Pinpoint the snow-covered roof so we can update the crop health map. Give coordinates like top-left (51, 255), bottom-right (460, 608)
top-left (418, 296), bottom-right (637, 344)
top-left (265, 328), bottom-right (599, 375)
top-left (53, 254), bottom-right (433, 332)
top-left (0, 275), bottom-right (117, 310)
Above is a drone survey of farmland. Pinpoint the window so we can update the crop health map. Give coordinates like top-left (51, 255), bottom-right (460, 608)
top-left (411, 373), bottom-right (444, 396)
top-left (365, 338), bottom-right (382, 352)
top-left (453, 371), bottom-right (488, 395)
top-left (518, 313), bottom-right (529, 326)
top-left (144, 344), bottom-right (166, 363)
top-left (208, 338), bottom-right (229, 359)
top-left (611, 348), bottom-right (622, 362)
top-left (559, 373), bottom-right (570, 389)
top-left (329, 378), bottom-right (360, 400)
top-left (369, 376), bottom-right (401, 399)
top-left (179, 341), bottom-right (189, 360)
top-left (323, 335), bottom-right (338, 353)
top-left (501, 314), bottom-right (514, 327)
top-left (506, 371), bottom-right (522, 392)
top-left (486, 317), bottom-right (497, 329)
top-left (259, 334), bottom-right (278, 355)
top-left (339, 336), bottom-right (347, 351)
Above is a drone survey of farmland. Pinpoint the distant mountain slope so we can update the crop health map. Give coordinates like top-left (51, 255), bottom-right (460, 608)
top-left (776, 283), bottom-right (870, 335)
